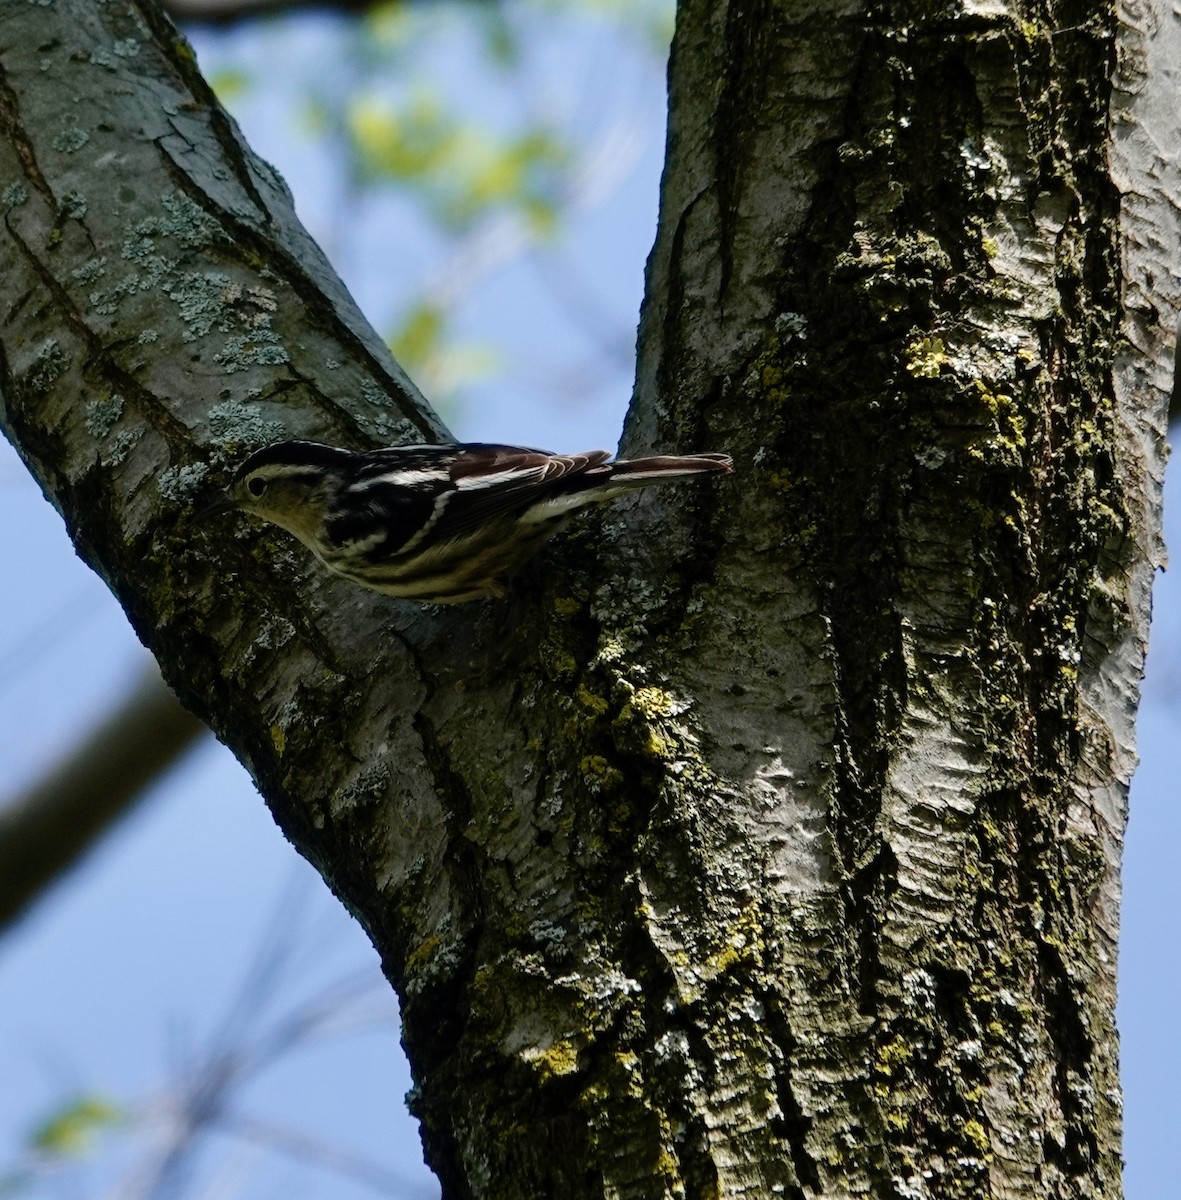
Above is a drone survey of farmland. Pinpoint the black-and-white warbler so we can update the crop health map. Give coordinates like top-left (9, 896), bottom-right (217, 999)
top-left (208, 440), bottom-right (732, 603)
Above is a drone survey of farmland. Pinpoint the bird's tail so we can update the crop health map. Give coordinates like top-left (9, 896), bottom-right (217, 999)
top-left (605, 453), bottom-right (733, 485)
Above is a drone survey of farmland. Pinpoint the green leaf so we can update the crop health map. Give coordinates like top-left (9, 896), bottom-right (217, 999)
top-left (30, 1095), bottom-right (125, 1159)
top-left (364, 0), bottom-right (417, 49)
top-left (207, 67), bottom-right (250, 104)
top-left (348, 91), bottom-right (458, 185)
top-left (390, 301), bottom-right (445, 370)
top-left (476, 8), bottom-right (520, 67)
top-left (388, 303), bottom-right (498, 409)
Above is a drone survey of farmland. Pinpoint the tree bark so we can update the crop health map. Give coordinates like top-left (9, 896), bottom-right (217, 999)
top-left (0, 1), bottom-right (1173, 1198)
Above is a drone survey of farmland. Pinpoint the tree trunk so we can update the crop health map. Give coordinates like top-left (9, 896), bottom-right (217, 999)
top-left (0, 0), bottom-right (1173, 1197)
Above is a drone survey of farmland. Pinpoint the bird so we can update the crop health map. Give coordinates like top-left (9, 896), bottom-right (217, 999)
top-left (203, 439), bottom-right (732, 603)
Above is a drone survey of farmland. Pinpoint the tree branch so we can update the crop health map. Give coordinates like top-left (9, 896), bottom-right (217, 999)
top-left (166, 0), bottom-right (484, 29)
top-left (2, 0), bottom-right (1175, 1195)
top-left (0, 664), bottom-right (204, 934)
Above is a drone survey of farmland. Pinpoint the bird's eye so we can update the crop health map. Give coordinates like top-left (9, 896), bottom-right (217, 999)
top-left (247, 476), bottom-right (267, 497)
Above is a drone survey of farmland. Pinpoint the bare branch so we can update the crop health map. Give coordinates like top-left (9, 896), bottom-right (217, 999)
top-left (212, 1112), bottom-right (435, 1197)
top-left (0, 663), bottom-right (205, 935)
top-left (166, 0), bottom-right (484, 28)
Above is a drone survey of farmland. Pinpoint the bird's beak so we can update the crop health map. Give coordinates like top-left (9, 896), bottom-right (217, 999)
top-left (195, 494), bottom-right (239, 520)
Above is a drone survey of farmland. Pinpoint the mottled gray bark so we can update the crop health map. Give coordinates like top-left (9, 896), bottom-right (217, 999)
top-left (0, 0), bottom-right (1173, 1197)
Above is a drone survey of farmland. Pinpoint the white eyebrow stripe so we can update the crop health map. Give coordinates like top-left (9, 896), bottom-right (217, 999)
top-left (456, 467), bottom-right (544, 489)
top-left (257, 465), bottom-right (325, 482)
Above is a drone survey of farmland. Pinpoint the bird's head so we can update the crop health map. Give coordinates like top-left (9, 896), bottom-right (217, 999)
top-left (207, 441), bottom-right (351, 544)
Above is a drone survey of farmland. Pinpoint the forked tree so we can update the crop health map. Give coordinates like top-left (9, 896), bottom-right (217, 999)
top-left (1, 0), bottom-right (1174, 1195)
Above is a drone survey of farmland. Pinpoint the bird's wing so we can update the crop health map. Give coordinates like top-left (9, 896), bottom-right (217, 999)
top-left (431, 445), bottom-right (611, 541)
top-left (332, 444), bottom-right (610, 559)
